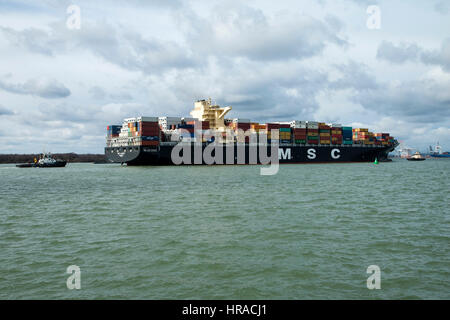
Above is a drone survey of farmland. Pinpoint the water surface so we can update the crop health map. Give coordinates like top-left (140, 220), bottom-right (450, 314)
top-left (0, 159), bottom-right (448, 299)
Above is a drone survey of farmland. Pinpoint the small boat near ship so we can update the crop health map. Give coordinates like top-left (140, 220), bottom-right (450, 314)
top-left (407, 152), bottom-right (426, 161)
top-left (16, 153), bottom-right (67, 168)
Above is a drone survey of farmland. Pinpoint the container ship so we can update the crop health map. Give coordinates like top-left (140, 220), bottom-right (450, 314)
top-left (105, 99), bottom-right (398, 165)
top-left (429, 143), bottom-right (450, 158)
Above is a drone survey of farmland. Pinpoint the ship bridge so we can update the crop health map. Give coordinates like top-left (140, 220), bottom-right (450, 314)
top-left (190, 98), bottom-right (232, 131)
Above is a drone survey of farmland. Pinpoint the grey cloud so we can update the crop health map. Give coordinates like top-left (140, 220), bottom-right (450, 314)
top-left (179, 4), bottom-right (347, 62)
top-left (0, 22), bottom-right (198, 74)
top-left (0, 0), bottom-right (182, 11)
top-left (352, 81), bottom-right (450, 123)
top-left (143, 59), bottom-right (331, 123)
top-left (434, 1), bottom-right (449, 14)
top-left (0, 26), bottom-right (55, 55)
top-left (89, 86), bottom-right (107, 100)
top-left (377, 39), bottom-right (450, 72)
top-left (0, 104), bottom-right (14, 116)
top-left (0, 78), bottom-right (71, 98)
top-left (421, 38), bottom-right (450, 72)
top-left (1, 4), bottom-right (347, 73)
top-left (89, 86), bottom-right (133, 101)
top-left (376, 41), bottom-right (421, 64)
top-left (330, 62), bottom-right (379, 91)
top-left (109, 92), bottom-right (133, 101)
top-left (323, 61), bottom-right (450, 124)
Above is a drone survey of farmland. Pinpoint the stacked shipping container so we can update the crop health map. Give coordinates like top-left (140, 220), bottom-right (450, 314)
top-left (342, 126), bottom-right (352, 145)
top-left (291, 121), bottom-right (307, 144)
top-left (331, 124), bottom-right (342, 145)
top-left (318, 123), bottom-right (331, 145)
top-left (306, 121), bottom-right (319, 145)
top-left (107, 116), bottom-right (396, 148)
top-left (279, 124), bottom-right (291, 144)
top-left (352, 129), bottom-right (375, 145)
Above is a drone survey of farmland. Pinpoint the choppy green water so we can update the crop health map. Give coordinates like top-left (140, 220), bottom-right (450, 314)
top-left (0, 159), bottom-right (448, 299)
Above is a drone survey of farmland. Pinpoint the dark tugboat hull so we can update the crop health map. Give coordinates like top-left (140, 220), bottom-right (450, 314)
top-left (16, 161), bottom-right (67, 168)
top-left (16, 163), bottom-right (35, 168)
top-left (37, 160), bottom-right (67, 167)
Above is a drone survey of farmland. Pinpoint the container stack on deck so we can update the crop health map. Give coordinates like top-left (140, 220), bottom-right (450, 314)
top-left (375, 133), bottom-right (393, 146)
top-left (319, 123), bottom-right (331, 145)
top-left (107, 116), bottom-right (396, 148)
top-left (177, 122), bottom-right (195, 142)
top-left (290, 121), bottom-right (307, 144)
top-left (158, 117), bottom-right (182, 130)
top-left (331, 124), bottom-right (342, 145)
top-left (352, 128), bottom-right (375, 145)
top-left (231, 119), bottom-right (250, 143)
top-left (136, 117), bottom-right (160, 146)
top-left (342, 126), bottom-right (353, 145)
top-left (264, 123), bottom-right (280, 143)
top-left (306, 122), bottom-right (319, 145)
top-left (106, 125), bottom-right (121, 138)
top-left (279, 124), bottom-right (291, 144)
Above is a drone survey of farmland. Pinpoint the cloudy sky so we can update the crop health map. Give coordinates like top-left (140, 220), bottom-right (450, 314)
top-left (0, 0), bottom-right (449, 153)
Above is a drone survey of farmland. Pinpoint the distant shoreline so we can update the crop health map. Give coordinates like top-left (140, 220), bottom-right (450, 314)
top-left (0, 153), bottom-right (105, 164)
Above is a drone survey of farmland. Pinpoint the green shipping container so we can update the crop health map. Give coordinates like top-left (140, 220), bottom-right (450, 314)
top-left (319, 129), bottom-right (330, 133)
top-left (280, 128), bottom-right (291, 132)
top-left (295, 139), bottom-right (306, 144)
top-left (343, 140), bottom-right (353, 144)
top-left (307, 136), bottom-right (318, 140)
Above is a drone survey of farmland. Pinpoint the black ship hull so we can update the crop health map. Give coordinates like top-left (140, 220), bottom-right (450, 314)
top-left (105, 143), bottom-right (397, 165)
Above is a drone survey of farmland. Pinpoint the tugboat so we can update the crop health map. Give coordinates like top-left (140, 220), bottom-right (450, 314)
top-left (407, 151), bottom-right (426, 161)
top-left (16, 153), bottom-right (67, 168)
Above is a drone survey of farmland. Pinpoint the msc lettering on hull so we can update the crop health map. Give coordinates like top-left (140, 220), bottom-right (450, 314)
top-left (306, 148), bottom-right (341, 160)
top-left (278, 148), bottom-right (292, 160)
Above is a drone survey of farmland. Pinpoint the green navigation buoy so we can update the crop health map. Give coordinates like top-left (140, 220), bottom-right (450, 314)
top-left (374, 158), bottom-right (379, 164)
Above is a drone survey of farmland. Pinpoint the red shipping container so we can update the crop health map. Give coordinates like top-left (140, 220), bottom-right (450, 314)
top-left (141, 131), bottom-right (160, 137)
top-left (266, 123), bottom-right (280, 129)
top-left (187, 120), bottom-right (210, 129)
top-left (139, 121), bottom-right (159, 127)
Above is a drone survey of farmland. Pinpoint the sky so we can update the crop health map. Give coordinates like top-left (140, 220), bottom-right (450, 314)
top-left (0, 0), bottom-right (449, 153)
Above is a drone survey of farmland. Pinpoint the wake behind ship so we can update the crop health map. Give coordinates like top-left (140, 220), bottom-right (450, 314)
top-left (105, 99), bottom-right (398, 165)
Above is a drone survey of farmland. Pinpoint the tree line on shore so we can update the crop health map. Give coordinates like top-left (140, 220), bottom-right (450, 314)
top-left (0, 153), bottom-right (106, 164)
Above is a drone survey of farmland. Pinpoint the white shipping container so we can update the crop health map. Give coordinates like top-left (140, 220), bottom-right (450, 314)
top-left (138, 116), bottom-right (158, 122)
top-left (233, 118), bottom-right (251, 123)
top-left (159, 116), bottom-right (182, 122)
top-left (290, 121), bottom-right (307, 128)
